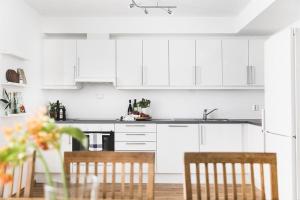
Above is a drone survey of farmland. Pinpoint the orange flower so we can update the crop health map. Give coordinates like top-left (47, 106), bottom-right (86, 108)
top-left (2, 127), bottom-right (14, 141)
top-left (27, 118), bottom-right (43, 135)
top-left (0, 174), bottom-right (13, 184)
top-left (14, 123), bottom-right (22, 132)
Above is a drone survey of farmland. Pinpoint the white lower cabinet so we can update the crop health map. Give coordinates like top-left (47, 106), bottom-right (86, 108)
top-left (199, 124), bottom-right (243, 152)
top-left (157, 124), bottom-right (199, 173)
top-left (243, 124), bottom-right (264, 152)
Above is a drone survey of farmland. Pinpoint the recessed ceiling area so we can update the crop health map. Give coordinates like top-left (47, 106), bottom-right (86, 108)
top-left (24, 0), bottom-right (252, 18)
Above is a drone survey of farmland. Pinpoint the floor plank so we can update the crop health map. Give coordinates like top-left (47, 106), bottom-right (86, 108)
top-left (32, 183), bottom-right (261, 199)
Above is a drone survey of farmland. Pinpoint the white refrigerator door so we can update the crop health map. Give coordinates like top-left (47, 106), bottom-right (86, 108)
top-left (265, 28), bottom-right (294, 137)
top-left (265, 132), bottom-right (296, 200)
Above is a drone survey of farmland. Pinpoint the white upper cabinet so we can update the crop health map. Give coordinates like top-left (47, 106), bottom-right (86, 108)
top-left (169, 40), bottom-right (195, 87)
top-left (249, 39), bottom-right (264, 86)
top-left (196, 39), bottom-right (222, 86)
top-left (142, 40), bottom-right (169, 86)
top-left (222, 39), bottom-right (249, 86)
top-left (199, 124), bottom-right (242, 152)
top-left (116, 40), bottom-right (142, 87)
top-left (76, 40), bottom-right (115, 82)
top-left (43, 39), bottom-right (78, 88)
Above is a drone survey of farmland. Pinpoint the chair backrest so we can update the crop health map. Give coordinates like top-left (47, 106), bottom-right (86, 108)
top-left (64, 151), bottom-right (155, 200)
top-left (0, 151), bottom-right (36, 198)
top-left (184, 152), bottom-right (278, 200)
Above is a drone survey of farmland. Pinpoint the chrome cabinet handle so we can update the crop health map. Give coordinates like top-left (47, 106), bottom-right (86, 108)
top-left (125, 124), bottom-right (146, 127)
top-left (251, 66), bottom-right (255, 84)
top-left (74, 65), bottom-right (77, 79)
top-left (77, 57), bottom-right (80, 77)
top-left (125, 133), bottom-right (146, 136)
top-left (168, 125), bottom-right (189, 128)
top-left (126, 142), bottom-right (146, 145)
top-left (247, 66), bottom-right (250, 85)
top-left (200, 126), bottom-right (205, 145)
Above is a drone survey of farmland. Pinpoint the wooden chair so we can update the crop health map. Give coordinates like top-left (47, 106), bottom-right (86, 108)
top-left (64, 151), bottom-right (155, 200)
top-left (184, 152), bottom-right (278, 200)
top-left (0, 151), bottom-right (36, 198)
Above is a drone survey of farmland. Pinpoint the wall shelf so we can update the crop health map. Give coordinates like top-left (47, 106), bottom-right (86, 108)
top-left (0, 113), bottom-right (28, 118)
top-left (1, 82), bottom-right (27, 88)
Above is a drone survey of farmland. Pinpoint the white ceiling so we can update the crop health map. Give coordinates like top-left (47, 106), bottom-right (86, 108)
top-left (25, 0), bottom-right (252, 18)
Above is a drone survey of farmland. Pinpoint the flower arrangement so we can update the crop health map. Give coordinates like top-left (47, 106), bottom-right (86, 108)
top-left (0, 108), bottom-right (87, 198)
top-left (137, 98), bottom-right (151, 108)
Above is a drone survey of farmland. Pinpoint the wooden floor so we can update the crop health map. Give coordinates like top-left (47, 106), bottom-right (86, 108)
top-left (32, 183), bottom-right (261, 199)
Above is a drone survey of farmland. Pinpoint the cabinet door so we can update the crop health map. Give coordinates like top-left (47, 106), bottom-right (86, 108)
top-left (243, 124), bottom-right (264, 152)
top-left (249, 39), bottom-right (265, 86)
top-left (265, 133), bottom-right (295, 200)
top-left (196, 39), bottom-right (222, 86)
top-left (43, 40), bottom-right (77, 86)
top-left (142, 40), bottom-right (169, 86)
top-left (116, 40), bottom-right (142, 87)
top-left (222, 39), bottom-right (249, 86)
top-left (169, 40), bottom-right (195, 86)
top-left (157, 124), bottom-right (199, 173)
top-left (77, 40), bottom-right (115, 81)
top-left (200, 124), bottom-right (242, 152)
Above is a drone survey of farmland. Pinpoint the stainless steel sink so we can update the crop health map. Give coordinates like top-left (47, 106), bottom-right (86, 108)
top-left (172, 118), bottom-right (229, 122)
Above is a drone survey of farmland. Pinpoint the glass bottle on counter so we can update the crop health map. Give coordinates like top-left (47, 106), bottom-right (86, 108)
top-left (128, 100), bottom-right (133, 115)
top-left (133, 99), bottom-right (138, 113)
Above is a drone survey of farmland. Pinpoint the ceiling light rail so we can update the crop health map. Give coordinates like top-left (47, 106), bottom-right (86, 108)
top-left (129, 0), bottom-right (177, 15)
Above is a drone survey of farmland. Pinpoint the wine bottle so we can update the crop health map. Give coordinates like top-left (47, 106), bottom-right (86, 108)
top-left (128, 100), bottom-right (133, 115)
top-left (133, 99), bottom-right (138, 113)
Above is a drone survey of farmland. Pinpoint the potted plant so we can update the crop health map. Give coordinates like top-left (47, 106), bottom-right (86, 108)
top-left (0, 108), bottom-right (94, 199)
top-left (0, 89), bottom-right (12, 115)
top-left (48, 102), bottom-right (57, 119)
top-left (137, 98), bottom-right (151, 116)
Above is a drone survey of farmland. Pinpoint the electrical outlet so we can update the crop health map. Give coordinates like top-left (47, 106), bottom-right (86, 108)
top-left (252, 104), bottom-right (260, 111)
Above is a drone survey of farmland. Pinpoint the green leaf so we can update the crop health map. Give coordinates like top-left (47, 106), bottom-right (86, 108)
top-left (0, 99), bottom-right (9, 104)
top-left (60, 127), bottom-right (87, 149)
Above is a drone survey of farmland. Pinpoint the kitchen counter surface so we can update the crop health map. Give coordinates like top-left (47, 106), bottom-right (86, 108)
top-left (56, 118), bottom-right (262, 126)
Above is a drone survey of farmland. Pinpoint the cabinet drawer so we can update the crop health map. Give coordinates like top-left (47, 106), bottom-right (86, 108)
top-left (115, 142), bottom-right (156, 151)
top-left (60, 124), bottom-right (114, 132)
top-left (115, 124), bottom-right (156, 133)
top-left (115, 132), bottom-right (156, 142)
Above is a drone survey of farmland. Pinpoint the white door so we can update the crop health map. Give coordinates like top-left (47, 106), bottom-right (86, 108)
top-left (222, 39), bottom-right (249, 86)
top-left (77, 40), bottom-right (115, 81)
top-left (265, 133), bottom-right (295, 200)
top-left (43, 40), bottom-right (77, 86)
top-left (200, 124), bottom-right (242, 152)
top-left (249, 39), bottom-right (265, 86)
top-left (265, 29), bottom-right (293, 136)
top-left (142, 40), bottom-right (169, 86)
top-left (169, 40), bottom-right (195, 87)
top-left (116, 40), bottom-right (142, 87)
top-left (196, 39), bottom-right (222, 86)
top-left (243, 124), bottom-right (264, 152)
top-left (157, 124), bottom-right (199, 173)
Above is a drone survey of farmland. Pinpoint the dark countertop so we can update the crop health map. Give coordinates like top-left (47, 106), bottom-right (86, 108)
top-left (56, 118), bottom-right (262, 126)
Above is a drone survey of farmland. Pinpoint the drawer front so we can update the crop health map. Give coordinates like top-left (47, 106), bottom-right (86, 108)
top-left (115, 132), bottom-right (156, 142)
top-left (115, 142), bottom-right (156, 151)
top-left (60, 124), bottom-right (114, 132)
top-left (115, 124), bottom-right (156, 133)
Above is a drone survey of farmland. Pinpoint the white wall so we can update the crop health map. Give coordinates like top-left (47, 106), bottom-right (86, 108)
top-left (0, 0), bottom-right (44, 142)
top-left (43, 85), bottom-right (264, 119)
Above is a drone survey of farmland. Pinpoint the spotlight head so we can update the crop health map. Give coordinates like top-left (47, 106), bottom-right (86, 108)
top-left (144, 8), bottom-right (149, 14)
top-left (129, 3), bottom-right (134, 8)
top-left (167, 9), bottom-right (172, 14)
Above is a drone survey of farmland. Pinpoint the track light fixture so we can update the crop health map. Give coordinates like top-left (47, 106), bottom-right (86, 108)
top-left (129, 0), bottom-right (177, 15)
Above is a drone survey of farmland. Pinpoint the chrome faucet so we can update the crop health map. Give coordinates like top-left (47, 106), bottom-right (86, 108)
top-left (203, 108), bottom-right (218, 120)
